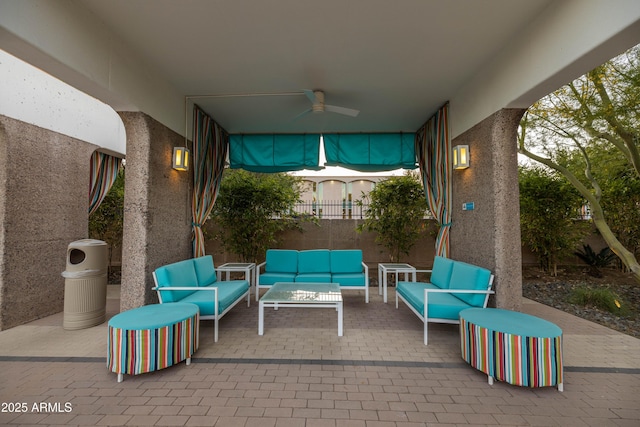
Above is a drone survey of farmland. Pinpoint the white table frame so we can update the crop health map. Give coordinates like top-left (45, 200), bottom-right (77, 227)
top-left (217, 262), bottom-right (256, 291)
top-left (258, 282), bottom-right (343, 336)
top-left (377, 263), bottom-right (416, 303)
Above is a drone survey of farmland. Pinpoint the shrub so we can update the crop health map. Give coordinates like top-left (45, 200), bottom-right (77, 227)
top-left (569, 286), bottom-right (629, 316)
top-left (574, 244), bottom-right (618, 277)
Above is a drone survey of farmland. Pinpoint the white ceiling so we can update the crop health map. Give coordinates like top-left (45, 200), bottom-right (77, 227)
top-left (77, 0), bottom-right (553, 134)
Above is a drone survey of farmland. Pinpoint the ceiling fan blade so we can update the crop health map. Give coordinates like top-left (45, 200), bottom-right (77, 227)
top-left (302, 89), bottom-right (317, 103)
top-left (293, 108), bottom-right (312, 120)
top-left (325, 104), bottom-right (360, 117)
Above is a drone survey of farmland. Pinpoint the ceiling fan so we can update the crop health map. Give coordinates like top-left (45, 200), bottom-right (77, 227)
top-left (295, 89), bottom-right (360, 119)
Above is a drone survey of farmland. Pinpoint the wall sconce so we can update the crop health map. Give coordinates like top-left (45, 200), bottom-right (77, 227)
top-left (172, 146), bottom-right (190, 171)
top-left (452, 145), bottom-right (470, 169)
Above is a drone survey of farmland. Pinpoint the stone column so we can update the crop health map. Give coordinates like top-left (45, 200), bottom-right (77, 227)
top-left (450, 109), bottom-right (526, 310)
top-left (118, 112), bottom-right (192, 312)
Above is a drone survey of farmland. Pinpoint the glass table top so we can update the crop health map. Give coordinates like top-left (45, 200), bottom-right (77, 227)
top-left (379, 263), bottom-right (415, 270)
top-left (261, 282), bottom-right (342, 303)
top-left (218, 263), bottom-right (255, 268)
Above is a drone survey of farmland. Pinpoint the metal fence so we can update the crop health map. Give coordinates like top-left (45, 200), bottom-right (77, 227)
top-left (293, 200), bottom-right (366, 219)
top-left (292, 200), bottom-right (436, 219)
top-left (291, 200), bottom-right (594, 221)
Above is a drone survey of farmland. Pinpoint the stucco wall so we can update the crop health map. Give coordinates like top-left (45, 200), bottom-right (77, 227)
top-left (0, 115), bottom-right (96, 330)
top-left (118, 112), bottom-right (192, 311)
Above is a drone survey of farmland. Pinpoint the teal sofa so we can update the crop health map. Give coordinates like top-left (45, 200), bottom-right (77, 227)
top-left (256, 249), bottom-right (369, 302)
top-left (152, 255), bottom-right (250, 342)
top-left (396, 256), bottom-right (494, 345)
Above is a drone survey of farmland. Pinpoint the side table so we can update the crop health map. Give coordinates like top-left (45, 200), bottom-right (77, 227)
top-left (217, 262), bottom-right (256, 293)
top-left (377, 263), bottom-right (416, 303)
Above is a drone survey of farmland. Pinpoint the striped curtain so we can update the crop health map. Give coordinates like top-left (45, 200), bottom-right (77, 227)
top-left (192, 105), bottom-right (229, 258)
top-left (415, 103), bottom-right (451, 257)
top-left (88, 151), bottom-right (122, 215)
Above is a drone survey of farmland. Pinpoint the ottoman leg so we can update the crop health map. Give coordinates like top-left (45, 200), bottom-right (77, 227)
top-left (186, 358), bottom-right (191, 366)
top-left (558, 382), bottom-right (563, 392)
top-left (117, 373), bottom-right (123, 383)
top-left (488, 376), bottom-right (493, 385)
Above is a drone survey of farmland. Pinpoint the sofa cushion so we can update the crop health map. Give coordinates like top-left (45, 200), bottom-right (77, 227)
top-left (265, 250), bottom-right (299, 274)
top-left (448, 262), bottom-right (492, 307)
top-left (397, 282), bottom-right (469, 320)
top-left (181, 280), bottom-right (249, 316)
top-left (298, 249), bottom-right (331, 274)
top-left (332, 273), bottom-right (366, 286)
top-left (425, 293), bottom-right (471, 320)
top-left (154, 259), bottom-right (198, 302)
top-left (330, 250), bottom-right (363, 274)
top-left (295, 273), bottom-right (332, 283)
top-left (259, 272), bottom-right (297, 286)
top-left (193, 255), bottom-right (217, 286)
top-left (430, 256), bottom-right (454, 289)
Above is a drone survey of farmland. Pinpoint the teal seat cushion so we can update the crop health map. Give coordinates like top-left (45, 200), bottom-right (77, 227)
top-left (397, 282), bottom-right (469, 320)
top-left (295, 273), bottom-right (332, 283)
top-left (448, 262), bottom-right (492, 306)
top-left (430, 256), bottom-right (454, 289)
top-left (265, 250), bottom-right (299, 274)
top-left (425, 293), bottom-right (472, 320)
top-left (397, 282), bottom-right (431, 314)
top-left (193, 255), bottom-right (217, 286)
top-left (259, 272), bottom-right (296, 285)
top-left (330, 250), bottom-right (363, 274)
top-left (181, 280), bottom-right (249, 316)
top-left (298, 249), bottom-right (331, 274)
top-left (154, 259), bottom-right (198, 302)
top-left (332, 273), bottom-right (365, 286)
top-left (109, 303), bottom-right (199, 330)
top-left (460, 308), bottom-right (562, 338)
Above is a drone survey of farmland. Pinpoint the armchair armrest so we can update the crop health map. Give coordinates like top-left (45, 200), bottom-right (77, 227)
top-left (257, 261), bottom-right (266, 274)
top-left (361, 262), bottom-right (369, 278)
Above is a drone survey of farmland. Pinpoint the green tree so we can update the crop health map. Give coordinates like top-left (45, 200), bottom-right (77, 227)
top-left (518, 43), bottom-right (640, 282)
top-left (519, 166), bottom-right (590, 275)
top-left (210, 169), bottom-right (310, 263)
top-left (357, 172), bottom-right (430, 262)
top-left (88, 167), bottom-right (125, 277)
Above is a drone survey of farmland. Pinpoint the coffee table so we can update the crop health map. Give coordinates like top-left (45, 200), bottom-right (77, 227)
top-left (258, 282), bottom-right (343, 336)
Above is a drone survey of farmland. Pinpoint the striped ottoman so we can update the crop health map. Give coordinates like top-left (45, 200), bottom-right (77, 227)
top-left (107, 303), bottom-right (199, 382)
top-left (459, 308), bottom-right (563, 391)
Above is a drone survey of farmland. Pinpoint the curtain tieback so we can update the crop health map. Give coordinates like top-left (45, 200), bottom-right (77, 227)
top-left (192, 222), bottom-right (202, 228)
top-left (440, 222), bottom-right (452, 227)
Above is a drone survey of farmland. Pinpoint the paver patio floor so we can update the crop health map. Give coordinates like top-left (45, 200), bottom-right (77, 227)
top-left (1, 284), bottom-right (639, 426)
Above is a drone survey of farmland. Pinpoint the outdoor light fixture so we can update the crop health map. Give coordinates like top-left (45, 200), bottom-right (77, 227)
top-left (452, 145), bottom-right (470, 169)
top-left (172, 146), bottom-right (190, 171)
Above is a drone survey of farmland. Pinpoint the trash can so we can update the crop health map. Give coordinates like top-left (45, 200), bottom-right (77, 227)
top-left (62, 239), bottom-right (108, 330)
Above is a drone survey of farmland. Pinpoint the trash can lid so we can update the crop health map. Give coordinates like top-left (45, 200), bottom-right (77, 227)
top-left (70, 239), bottom-right (107, 246)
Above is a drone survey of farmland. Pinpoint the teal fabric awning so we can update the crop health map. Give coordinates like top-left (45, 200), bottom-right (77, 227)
top-left (323, 133), bottom-right (417, 172)
top-left (229, 134), bottom-right (322, 172)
